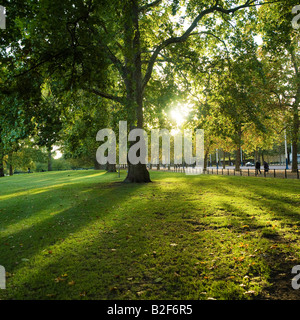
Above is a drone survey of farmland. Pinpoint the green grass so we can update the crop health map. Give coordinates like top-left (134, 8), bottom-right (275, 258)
top-left (0, 170), bottom-right (299, 300)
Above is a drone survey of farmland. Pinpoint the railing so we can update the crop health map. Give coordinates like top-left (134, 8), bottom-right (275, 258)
top-left (119, 165), bottom-right (299, 179)
top-left (204, 168), bottom-right (299, 179)
top-left (149, 166), bottom-right (299, 179)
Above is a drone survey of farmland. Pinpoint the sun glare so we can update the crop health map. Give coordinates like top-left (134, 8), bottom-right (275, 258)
top-left (170, 104), bottom-right (192, 127)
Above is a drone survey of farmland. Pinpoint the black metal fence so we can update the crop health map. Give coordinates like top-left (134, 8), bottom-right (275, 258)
top-left (204, 168), bottom-right (299, 179)
top-left (118, 165), bottom-right (299, 179)
top-left (147, 165), bottom-right (299, 179)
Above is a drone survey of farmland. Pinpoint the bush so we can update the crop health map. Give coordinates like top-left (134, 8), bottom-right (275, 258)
top-left (52, 158), bottom-right (72, 171)
top-left (35, 162), bottom-right (48, 172)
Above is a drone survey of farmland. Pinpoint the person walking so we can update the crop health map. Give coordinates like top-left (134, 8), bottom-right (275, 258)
top-left (264, 161), bottom-right (269, 173)
top-left (255, 160), bottom-right (261, 175)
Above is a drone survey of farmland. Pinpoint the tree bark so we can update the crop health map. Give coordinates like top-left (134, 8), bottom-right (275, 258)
top-left (234, 126), bottom-right (242, 171)
top-left (290, 47), bottom-right (299, 172)
top-left (0, 142), bottom-right (4, 177)
top-left (8, 151), bottom-right (13, 176)
top-left (204, 150), bottom-right (209, 171)
top-left (223, 150), bottom-right (226, 169)
top-left (123, 1), bottom-right (151, 183)
top-left (124, 162), bottom-right (151, 183)
top-left (292, 108), bottom-right (299, 172)
top-left (106, 163), bottom-right (116, 172)
top-left (0, 156), bottom-right (4, 177)
top-left (47, 147), bottom-right (52, 171)
top-left (94, 158), bottom-right (103, 170)
top-left (235, 147), bottom-right (241, 171)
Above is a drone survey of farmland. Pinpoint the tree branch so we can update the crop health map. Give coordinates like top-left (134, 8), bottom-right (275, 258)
top-left (142, 0), bottom-right (260, 93)
top-left (190, 31), bottom-right (232, 68)
top-left (87, 87), bottom-right (125, 104)
top-left (139, 0), bottom-right (163, 13)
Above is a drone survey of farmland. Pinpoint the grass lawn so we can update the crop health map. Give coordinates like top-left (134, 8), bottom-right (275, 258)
top-left (0, 170), bottom-right (300, 300)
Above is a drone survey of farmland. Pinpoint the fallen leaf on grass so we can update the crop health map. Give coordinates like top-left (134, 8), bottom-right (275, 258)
top-left (6, 272), bottom-right (14, 278)
top-left (244, 290), bottom-right (255, 295)
top-left (54, 277), bottom-right (65, 283)
top-left (233, 256), bottom-right (245, 262)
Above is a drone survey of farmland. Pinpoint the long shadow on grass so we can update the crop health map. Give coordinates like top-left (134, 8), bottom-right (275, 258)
top-left (0, 176), bottom-right (149, 297)
top-left (217, 178), bottom-right (300, 226)
top-left (0, 174), bottom-right (216, 300)
top-left (211, 178), bottom-right (300, 299)
top-left (1, 179), bottom-right (199, 299)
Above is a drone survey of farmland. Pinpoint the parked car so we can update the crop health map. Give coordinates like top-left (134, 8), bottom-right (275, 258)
top-left (245, 162), bottom-right (255, 167)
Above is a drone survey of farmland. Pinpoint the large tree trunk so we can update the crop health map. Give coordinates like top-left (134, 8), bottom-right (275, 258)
top-left (290, 48), bottom-right (299, 172)
top-left (8, 151), bottom-right (13, 176)
top-left (204, 149), bottom-right (209, 171)
top-left (254, 149), bottom-right (258, 163)
top-left (106, 163), bottom-right (116, 172)
top-left (292, 108), bottom-right (299, 172)
top-left (0, 142), bottom-right (4, 177)
top-left (234, 126), bottom-right (242, 171)
top-left (123, 1), bottom-right (151, 183)
top-left (47, 147), bottom-right (52, 171)
top-left (235, 147), bottom-right (241, 171)
top-left (94, 158), bottom-right (102, 170)
top-left (0, 156), bottom-right (4, 177)
top-left (124, 163), bottom-right (150, 183)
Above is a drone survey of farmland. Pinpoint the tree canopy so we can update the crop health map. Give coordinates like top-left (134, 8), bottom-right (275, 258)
top-left (0, 0), bottom-right (298, 179)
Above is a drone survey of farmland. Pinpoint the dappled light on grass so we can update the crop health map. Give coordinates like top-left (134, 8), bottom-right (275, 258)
top-left (0, 171), bottom-right (299, 300)
top-left (0, 171), bottom-right (107, 201)
top-left (1, 208), bottom-right (66, 238)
